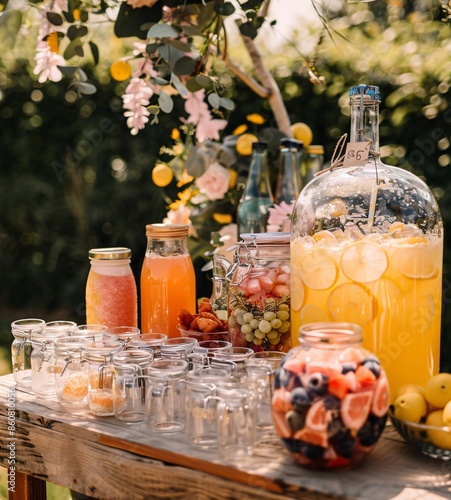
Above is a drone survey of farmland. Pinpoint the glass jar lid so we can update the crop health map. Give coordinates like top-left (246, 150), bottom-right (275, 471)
top-left (85, 340), bottom-right (123, 362)
top-left (306, 145), bottom-right (324, 155)
top-left (148, 358), bottom-right (189, 378)
top-left (54, 336), bottom-right (89, 356)
top-left (299, 322), bottom-right (362, 349)
top-left (89, 247), bottom-right (132, 259)
top-left (113, 349), bottom-right (153, 367)
top-left (146, 223), bottom-right (189, 238)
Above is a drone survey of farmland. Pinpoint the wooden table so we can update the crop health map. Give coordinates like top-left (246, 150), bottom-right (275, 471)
top-left (1, 373), bottom-right (451, 500)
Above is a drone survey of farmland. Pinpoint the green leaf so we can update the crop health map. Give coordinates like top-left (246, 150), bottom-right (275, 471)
top-left (195, 74), bottom-right (211, 87)
top-left (80, 10), bottom-right (88, 22)
top-left (114, 2), bottom-right (163, 39)
top-left (186, 77), bottom-right (203, 92)
top-left (168, 39), bottom-right (192, 52)
top-left (147, 22), bottom-right (178, 39)
top-left (77, 68), bottom-right (88, 82)
top-left (152, 76), bottom-right (169, 86)
top-left (173, 56), bottom-right (196, 76)
top-left (147, 105), bottom-right (160, 115)
top-left (74, 44), bottom-right (84, 57)
top-left (158, 44), bottom-right (185, 69)
top-left (270, 19), bottom-right (277, 26)
top-left (208, 92), bottom-right (220, 109)
top-left (89, 41), bottom-right (99, 66)
top-left (67, 25), bottom-right (88, 40)
top-left (241, 0), bottom-right (262, 9)
top-left (63, 39), bottom-right (82, 60)
top-left (146, 42), bottom-right (158, 55)
top-left (214, 1), bottom-right (235, 16)
top-left (171, 73), bottom-right (188, 98)
top-left (58, 66), bottom-right (78, 79)
top-left (219, 97), bottom-right (235, 110)
top-left (74, 82), bottom-right (97, 95)
top-left (181, 25), bottom-right (203, 37)
top-left (239, 21), bottom-right (258, 39)
top-left (46, 12), bottom-right (64, 26)
top-left (62, 11), bottom-right (74, 23)
top-left (159, 90), bottom-right (174, 113)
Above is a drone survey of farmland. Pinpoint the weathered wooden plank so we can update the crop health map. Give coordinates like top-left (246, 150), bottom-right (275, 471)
top-left (0, 416), bottom-right (320, 500)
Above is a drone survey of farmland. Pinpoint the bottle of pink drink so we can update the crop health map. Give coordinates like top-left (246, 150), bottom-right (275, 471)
top-left (86, 247), bottom-right (138, 328)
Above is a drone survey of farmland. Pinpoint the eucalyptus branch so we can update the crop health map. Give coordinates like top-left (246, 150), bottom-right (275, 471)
top-left (224, 54), bottom-right (271, 98)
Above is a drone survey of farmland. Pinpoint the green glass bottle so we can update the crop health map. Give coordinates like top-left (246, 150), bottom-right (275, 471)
top-left (237, 141), bottom-right (274, 236)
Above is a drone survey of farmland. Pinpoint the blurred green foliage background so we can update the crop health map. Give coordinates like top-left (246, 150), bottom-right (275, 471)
top-left (0, 0), bottom-right (450, 374)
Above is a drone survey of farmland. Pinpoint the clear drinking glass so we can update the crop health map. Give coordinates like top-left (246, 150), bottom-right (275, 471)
top-left (11, 318), bottom-right (45, 387)
top-left (147, 359), bottom-right (189, 433)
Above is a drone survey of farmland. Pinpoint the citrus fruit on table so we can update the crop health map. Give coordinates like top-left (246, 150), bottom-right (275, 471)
top-left (236, 133), bottom-right (258, 156)
top-left (291, 122), bottom-right (313, 147)
top-left (152, 164), bottom-right (174, 187)
top-left (425, 373), bottom-right (451, 408)
top-left (392, 392), bottom-right (428, 423)
top-left (426, 410), bottom-right (451, 449)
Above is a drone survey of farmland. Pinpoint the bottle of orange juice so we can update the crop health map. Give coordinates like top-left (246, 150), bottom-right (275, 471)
top-left (86, 247), bottom-right (138, 328)
top-left (140, 224), bottom-right (196, 337)
top-left (290, 85), bottom-right (443, 399)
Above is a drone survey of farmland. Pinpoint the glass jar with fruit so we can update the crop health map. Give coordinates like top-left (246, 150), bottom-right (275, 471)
top-left (54, 336), bottom-right (90, 407)
top-left (227, 232), bottom-right (291, 353)
top-left (291, 84), bottom-right (443, 398)
top-left (272, 322), bottom-right (389, 470)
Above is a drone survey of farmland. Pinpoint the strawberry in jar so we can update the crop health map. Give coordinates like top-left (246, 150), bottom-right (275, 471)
top-left (227, 233), bottom-right (291, 353)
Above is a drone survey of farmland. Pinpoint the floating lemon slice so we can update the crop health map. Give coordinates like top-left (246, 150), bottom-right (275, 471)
top-left (290, 237), bottom-right (315, 269)
top-left (298, 248), bottom-right (337, 290)
top-left (391, 238), bottom-right (436, 279)
top-left (328, 283), bottom-right (375, 325)
top-left (340, 242), bottom-right (388, 283)
top-left (290, 272), bottom-right (305, 312)
top-left (300, 304), bottom-right (329, 324)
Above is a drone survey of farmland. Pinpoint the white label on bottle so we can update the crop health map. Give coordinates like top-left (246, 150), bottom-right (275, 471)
top-left (343, 141), bottom-right (371, 167)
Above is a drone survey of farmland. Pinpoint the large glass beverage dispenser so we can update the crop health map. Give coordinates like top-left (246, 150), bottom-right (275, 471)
top-left (290, 84), bottom-right (443, 398)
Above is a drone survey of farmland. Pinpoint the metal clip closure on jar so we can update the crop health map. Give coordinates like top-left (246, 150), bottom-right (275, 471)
top-left (54, 336), bottom-right (90, 406)
top-left (227, 232), bottom-right (292, 354)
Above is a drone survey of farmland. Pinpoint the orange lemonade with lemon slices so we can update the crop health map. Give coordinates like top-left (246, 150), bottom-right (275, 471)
top-left (290, 222), bottom-right (443, 398)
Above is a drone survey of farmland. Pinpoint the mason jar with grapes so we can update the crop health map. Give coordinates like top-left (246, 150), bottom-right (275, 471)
top-left (227, 233), bottom-right (291, 353)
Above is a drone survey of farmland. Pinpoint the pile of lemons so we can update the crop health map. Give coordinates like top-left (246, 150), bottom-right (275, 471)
top-left (392, 373), bottom-right (451, 449)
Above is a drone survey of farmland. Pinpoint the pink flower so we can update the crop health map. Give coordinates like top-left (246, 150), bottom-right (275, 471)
top-left (267, 201), bottom-right (295, 232)
top-left (163, 205), bottom-right (192, 225)
top-left (33, 45), bottom-right (66, 83)
top-left (184, 90), bottom-right (227, 143)
top-left (195, 162), bottom-right (230, 201)
top-left (126, 0), bottom-right (159, 8)
top-left (123, 77), bottom-right (154, 135)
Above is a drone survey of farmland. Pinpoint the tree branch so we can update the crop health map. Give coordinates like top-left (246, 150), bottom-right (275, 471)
top-left (224, 54), bottom-right (271, 99)
top-left (237, 23), bottom-right (293, 137)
